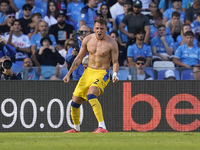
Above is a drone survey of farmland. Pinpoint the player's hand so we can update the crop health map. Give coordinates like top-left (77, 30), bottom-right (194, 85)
top-left (63, 74), bottom-right (70, 83)
top-left (112, 72), bottom-right (119, 83)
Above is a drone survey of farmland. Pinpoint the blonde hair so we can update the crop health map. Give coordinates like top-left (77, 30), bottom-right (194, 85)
top-left (64, 38), bottom-right (75, 50)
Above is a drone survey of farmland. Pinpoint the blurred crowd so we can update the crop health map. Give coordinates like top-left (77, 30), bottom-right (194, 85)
top-left (0, 0), bottom-right (200, 80)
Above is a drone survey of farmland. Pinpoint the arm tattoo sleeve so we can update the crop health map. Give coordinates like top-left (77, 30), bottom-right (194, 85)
top-left (70, 58), bottom-right (79, 69)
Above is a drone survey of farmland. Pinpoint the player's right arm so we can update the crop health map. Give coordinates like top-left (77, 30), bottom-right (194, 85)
top-left (63, 36), bottom-right (89, 83)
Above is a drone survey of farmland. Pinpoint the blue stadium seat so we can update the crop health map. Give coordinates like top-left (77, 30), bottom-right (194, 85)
top-left (181, 70), bottom-right (194, 80)
top-left (144, 69), bottom-right (155, 79)
top-left (157, 70), bottom-right (180, 80)
top-left (110, 68), bottom-right (130, 80)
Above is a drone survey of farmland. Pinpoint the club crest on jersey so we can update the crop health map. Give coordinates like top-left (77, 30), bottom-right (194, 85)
top-left (81, 14), bottom-right (85, 18)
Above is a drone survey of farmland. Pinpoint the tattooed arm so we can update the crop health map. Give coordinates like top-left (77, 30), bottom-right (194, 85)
top-left (63, 36), bottom-right (89, 83)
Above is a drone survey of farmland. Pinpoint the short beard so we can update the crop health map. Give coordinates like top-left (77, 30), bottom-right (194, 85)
top-left (138, 38), bottom-right (144, 41)
top-left (134, 11), bottom-right (140, 15)
top-left (58, 21), bottom-right (65, 25)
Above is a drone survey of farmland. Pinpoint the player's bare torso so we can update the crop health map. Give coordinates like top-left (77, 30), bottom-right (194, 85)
top-left (86, 34), bottom-right (114, 70)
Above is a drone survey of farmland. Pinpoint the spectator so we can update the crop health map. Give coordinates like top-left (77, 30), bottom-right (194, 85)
top-left (140, 0), bottom-right (153, 11)
top-left (163, 0), bottom-right (185, 24)
top-left (34, 0), bottom-right (48, 15)
top-left (110, 31), bottom-right (127, 66)
top-left (35, 35), bottom-right (65, 80)
top-left (67, 0), bottom-right (85, 30)
top-left (177, 23), bottom-right (198, 46)
top-left (110, 0), bottom-right (125, 20)
top-left (127, 28), bottom-right (152, 67)
top-left (22, 56), bottom-right (40, 80)
top-left (57, 0), bottom-right (67, 11)
top-left (135, 56), bottom-right (153, 80)
top-left (5, 20), bottom-right (31, 67)
top-left (18, 0), bottom-right (45, 19)
top-left (146, 1), bottom-right (158, 25)
top-left (115, 0), bottom-right (132, 44)
top-left (49, 10), bottom-right (74, 50)
top-left (0, 56), bottom-right (21, 80)
top-left (27, 13), bottom-right (42, 39)
top-left (31, 20), bottom-right (56, 54)
top-left (166, 11), bottom-right (184, 41)
top-left (0, 35), bottom-right (16, 58)
top-left (96, 0), bottom-right (106, 12)
top-left (19, 4), bottom-right (33, 35)
top-left (0, 0), bottom-right (10, 25)
top-left (159, 0), bottom-right (173, 13)
top-left (0, 11), bottom-right (15, 35)
top-left (150, 11), bottom-right (171, 40)
top-left (119, 0), bottom-right (150, 44)
top-left (191, 11), bottom-right (200, 41)
top-left (100, 4), bottom-right (117, 34)
top-left (193, 66), bottom-right (200, 79)
top-left (185, 0), bottom-right (200, 24)
top-left (82, 55), bottom-right (89, 69)
top-left (65, 25), bottom-right (91, 62)
top-left (9, 0), bottom-right (26, 12)
top-left (173, 31), bottom-right (200, 67)
top-left (79, 0), bottom-right (98, 31)
top-left (164, 69), bottom-right (176, 80)
top-left (107, 0), bottom-right (117, 8)
top-left (182, 0), bottom-right (194, 12)
top-left (59, 38), bottom-right (76, 59)
top-left (151, 25), bottom-right (174, 61)
top-left (44, 0), bottom-right (59, 27)
top-left (70, 42), bottom-right (85, 80)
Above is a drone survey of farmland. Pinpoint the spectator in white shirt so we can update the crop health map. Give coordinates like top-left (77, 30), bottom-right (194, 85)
top-left (110, 0), bottom-right (125, 20)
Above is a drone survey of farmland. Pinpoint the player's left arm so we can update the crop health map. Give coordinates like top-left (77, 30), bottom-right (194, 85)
top-left (111, 39), bottom-right (119, 83)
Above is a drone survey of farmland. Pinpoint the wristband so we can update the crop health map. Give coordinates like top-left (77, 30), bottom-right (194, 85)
top-left (112, 72), bottom-right (119, 80)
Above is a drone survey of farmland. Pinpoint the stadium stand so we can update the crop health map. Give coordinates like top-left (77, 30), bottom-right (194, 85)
top-left (181, 69), bottom-right (194, 80)
top-left (153, 61), bottom-right (175, 71)
top-left (157, 69), bottom-right (180, 80)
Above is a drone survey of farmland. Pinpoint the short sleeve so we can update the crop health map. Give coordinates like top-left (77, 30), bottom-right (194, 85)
top-left (185, 7), bottom-right (193, 22)
top-left (144, 15), bottom-right (150, 26)
top-left (163, 9), bottom-right (169, 18)
top-left (127, 45), bottom-right (134, 57)
top-left (122, 15), bottom-right (129, 26)
top-left (79, 8), bottom-right (88, 22)
top-left (25, 36), bottom-right (31, 47)
top-left (30, 35), bottom-right (36, 45)
top-left (147, 46), bottom-right (152, 57)
top-left (151, 37), bottom-right (156, 47)
top-left (176, 36), bottom-right (182, 45)
top-left (174, 46), bottom-right (182, 58)
top-left (182, 0), bottom-right (188, 8)
top-left (168, 37), bottom-right (175, 47)
top-left (158, 0), bottom-right (165, 10)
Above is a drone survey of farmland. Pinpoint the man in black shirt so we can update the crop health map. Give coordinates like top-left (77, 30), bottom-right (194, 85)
top-left (19, 4), bottom-right (33, 35)
top-left (49, 10), bottom-right (74, 50)
top-left (119, 0), bottom-right (150, 44)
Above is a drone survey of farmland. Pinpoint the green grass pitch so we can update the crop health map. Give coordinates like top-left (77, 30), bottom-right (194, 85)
top-left (1, 132), bottom-right (200, 150)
